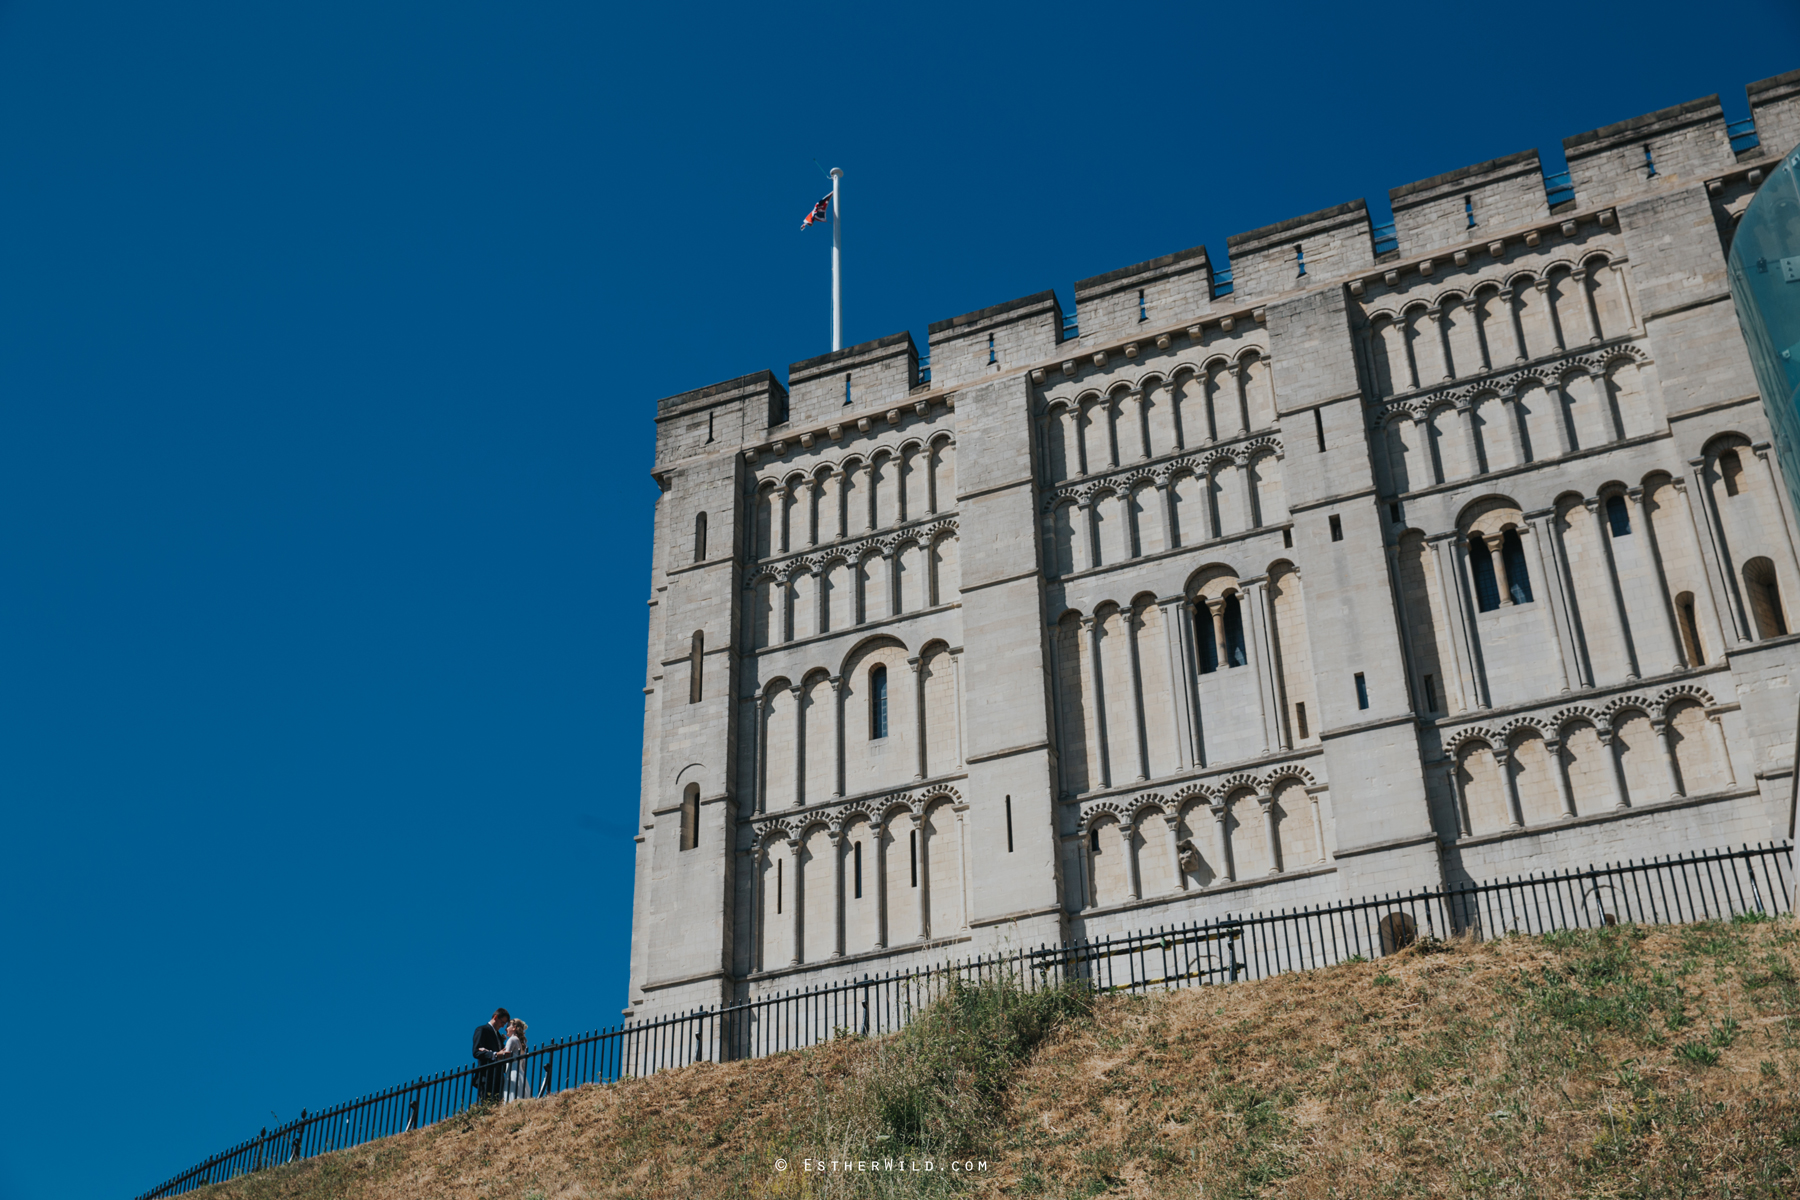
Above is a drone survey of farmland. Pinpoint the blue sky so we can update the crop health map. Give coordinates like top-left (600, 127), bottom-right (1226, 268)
top-left (0, 2), bottom-right (1794, 1197)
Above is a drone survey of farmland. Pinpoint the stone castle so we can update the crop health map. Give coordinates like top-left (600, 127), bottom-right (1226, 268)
top-left (626, 69), bottom-right (1800, 1022)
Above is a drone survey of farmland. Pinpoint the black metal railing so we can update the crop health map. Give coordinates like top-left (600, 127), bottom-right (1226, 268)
top-left (135, 841), bottom-right (1790, 1198)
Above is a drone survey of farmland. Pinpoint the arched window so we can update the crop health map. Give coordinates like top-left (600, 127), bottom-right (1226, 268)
top-left (1676, 591), bottom-right (1706, 665)
top-left (1223, 595), bottom-right (1247, 667)
top-left (1196, 605), bottom-right (1219, 674)
top-left (1500, 529), bottom-right (1533, 604)
top-left (1744, 557), bottom-right (1788, 639)
top-left (688, 631), bottom-right (704, 703)
top-left (693, 511), bottom-right (708, 562)
top-left (1469, 534), bottom-right (1501, 612)
top-left (1605, 494), bottom-right (1631, 537)
top-left (870, 664), bottom-right (889, 739)
top-left (679, 783), bottom-right (699, 851)
top-left (1720, 449), bottom-right (1744, 497)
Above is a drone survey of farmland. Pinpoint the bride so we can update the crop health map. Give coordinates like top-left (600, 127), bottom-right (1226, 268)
top-left (494, 1018), bottom-right (529, 1102)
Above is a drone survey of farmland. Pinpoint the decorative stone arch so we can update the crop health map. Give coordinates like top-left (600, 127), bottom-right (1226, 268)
top-left (1456, 494), bottom-right (1529, 539)
top-left (1657, 683), bottom-right (1717, 709)
top-left (1502, 268), bottom-right (1542, 291)
top-left (1700, 431), bottom-right (1754, 461)
top-left (1446, 727), bottom-right (1500, 757)
top-left (837, 631), bottom-right (910, 678)
top-left (1601, 695), bottom-right (1656, 722)
top-left (1263, 762), bottom-right (1319, 789)
top-left (1079, 800), bottom-right (1129, 833)
top-left (1185, 562), bottom-right (1242, 600)
top-left (1549, 704), bottom-right (1607, 736)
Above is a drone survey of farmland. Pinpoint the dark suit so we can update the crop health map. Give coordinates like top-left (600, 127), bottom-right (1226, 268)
top-left (472, 1022), bottom-right (504, 1100)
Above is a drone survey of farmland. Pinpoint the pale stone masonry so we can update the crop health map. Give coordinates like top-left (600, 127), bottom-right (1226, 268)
top-left (628, 69), bottom-right (1800, 1022)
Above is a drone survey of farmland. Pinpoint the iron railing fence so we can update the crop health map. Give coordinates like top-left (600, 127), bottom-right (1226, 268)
top-left (136, 841), bottom-right (1791, 1198)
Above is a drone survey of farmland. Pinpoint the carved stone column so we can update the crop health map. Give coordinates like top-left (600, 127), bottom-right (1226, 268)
top-left (1598, 725), bottom-right (1630, 810)
top-left (1121, 821), bottom-right (1141, 900)
top-left (1574, 267), bottom-right (1603, 344)
top-left (1211, 802), bottom-right (1235, 883)
top-left (1545, 506), bottom-right (1596, 686)
top-left (754, 688), bottom-right (770, 815)
top-left (1537, 279), bottom-right (1565, 354)
top-left (1238, 454), bottom-right (1259, 529)
top-left (1542, 379), bottom-right (1574, 456)
top-left (1753, 443), bottom-right (1800, 581)
top-left (1627, 486), bottom-right (1685, 673)
top-left (954, 803), bottom-right (971, 930)
top-left (1077, 498), bottom-right (1098, 573)
top-left (1522, 513), bottom-right (1572, 691)
top-left (1447, 760), bottom-right (1471, 838)
top-left (1685, 458), bottom-right (1750, 643)
top-left (1457, 402), bottom-right (1483, 476)
top-left (1231, 363), bottom-right (1251, 435)
top-left (1081, 615), bottom-right (1110, 789)
top-left (1155, 476), bottom-right (1176, 551)
top-left (829, 675), bottom-right (845, 798)
top-left (1308, 787), bottom-right (1328, 862)
top-left (1495, 744), bottom-right (1524, 828)
top-left (775, 486), bottom-right (792, 554)
top-left (1181, 599), bottom-right (1207, 766)
top-left (1545, 736), bottom-right (1577, 818)
top-left (910, 811), bottom-right (929, 942)
top-left (872, 817), bottom-right (888, 949)
top-left (1448, 536), bottom-right (1492, 708)
top-left (1124, 607), bottom-right (1150, 781)
top-left (830, 830), bottom-right (846, 958)
top-left (1500, 286), bottom-right (1527, 364)
top-left (908, 655), bottom-right (927, 781)
top-left (1164, 812), bottom-right (1187, 891)
top-left (787, 838), bottom-right (803, 966)
top-left (1259, 789), bottom-right (1282, 875)
top-left (1429, 306), bottom-right (1454, 382)
top-left (1653, 716), bottom-right (1684, 801)
top-left (776, 570), bottom-right (793, 645)
top-left (1586, 497), bottom-right (1641, 679)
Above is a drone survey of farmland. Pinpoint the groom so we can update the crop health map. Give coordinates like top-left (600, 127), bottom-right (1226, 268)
top-left (471, 1007), bottom-right (510, 1101)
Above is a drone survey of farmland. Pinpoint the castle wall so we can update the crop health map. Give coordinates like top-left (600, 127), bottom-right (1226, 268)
top-left (627, 68), bottom-right (1800, 1022)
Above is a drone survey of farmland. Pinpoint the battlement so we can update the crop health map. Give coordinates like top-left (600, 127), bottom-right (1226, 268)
top-left (786, 331), bottom-right (919, 431)
top-left (925, 289), bottom-right (1063, 391)
top-left (1389, 150), bottom-right (1548, 258)
top-left (1750, 67), bottom-right (1800, 158)
top-left (1225, 199), bottom-right (1373, 303)
top-left (1071, 244), bottom-right (1213, 344)
top-left (649, 67), bottom-right (1800, 462)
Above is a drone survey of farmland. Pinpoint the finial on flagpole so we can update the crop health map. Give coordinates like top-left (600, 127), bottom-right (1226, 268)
top-left (830, 168), bottom-right (843, 352)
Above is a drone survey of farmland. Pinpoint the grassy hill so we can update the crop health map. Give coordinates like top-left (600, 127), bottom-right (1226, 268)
top-left (185, 917), bottom-right (1800, 1198)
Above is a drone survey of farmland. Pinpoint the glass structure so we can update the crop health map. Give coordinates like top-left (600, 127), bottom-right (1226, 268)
top-left (1728, 143), bottom-right (1800, 509)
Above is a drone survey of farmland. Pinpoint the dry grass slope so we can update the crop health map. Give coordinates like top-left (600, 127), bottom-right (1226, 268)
top-left (186, 918), bottom-right (1800, 1199)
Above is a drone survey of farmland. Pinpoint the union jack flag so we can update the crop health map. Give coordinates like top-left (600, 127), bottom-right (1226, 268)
top-left (801, 194), bottom-right (831, 230)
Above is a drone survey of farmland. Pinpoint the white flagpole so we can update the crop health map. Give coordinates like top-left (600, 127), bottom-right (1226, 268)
top-left (830, 167), bottom-right (843, 351)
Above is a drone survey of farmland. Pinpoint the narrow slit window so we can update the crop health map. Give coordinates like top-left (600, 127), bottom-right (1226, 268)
top-left (1313, 408), bottom-right (1326, 452)
top-left (1005, 795), bottom-right (1015, 853)
top-left (854, 841), bottom-right (863, 898)
top-left (1745, 556), bottom-right (1788, 639)
top-left (1605, 494), bottom-right (1631, 537)
top-left (776, 857), bottom-right (783, 913)
top-left (680, 783), bottom-right (699, 851)
top-left (1282, 528), bottom-right (1293, 549)
top-left (1464, 195), bottom-right (1476, 228)
top-left (1089, 827), bottom-right (1100, 852)
top-left (1354, 672), bottom-right (1370, 710)
top-left (706, 412), bottom-right (715, 443)
top-left (1295, 244), bottom-right (1306, 276)
top-left (1295, 701), bottom-right (1309, 739)
top-left (910, 829), bottom-right (919, 886)
top-left (1422, 673), bottom-right (1438, 713)
top-left (1470, 534), bottom-right (1502, 612)
top-left (1389, 502), bottom-right (1403, 524)
top-left (693, 511), bottom-right (708, 562)
top-left (1677, 592), bottom-right (1706, 665)
top-left (1329, 514), bottom-right (1344, 542)
top-left (1643, 144), bottom-right (1657, 178)
top-left (688, 631), bottom-right (704, 703)
top-left (844, 372), bottom-right (852, 406)
top-left (988, 333), bottom-right (996, 365)
top-left (870, 664), bottom-right (888, 739)
top-left (1138, 288), bottom-right (1148, 322)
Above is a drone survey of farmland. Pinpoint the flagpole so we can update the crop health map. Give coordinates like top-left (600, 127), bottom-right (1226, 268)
top-left (830, 168), bottom-right (843, 351)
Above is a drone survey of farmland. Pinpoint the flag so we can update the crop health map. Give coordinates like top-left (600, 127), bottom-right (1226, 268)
top-left (801, 193), bottom-right (831, 230)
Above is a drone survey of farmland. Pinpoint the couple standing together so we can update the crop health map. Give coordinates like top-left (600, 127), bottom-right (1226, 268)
top-left (471, 1007), bottom-right (531, 1102)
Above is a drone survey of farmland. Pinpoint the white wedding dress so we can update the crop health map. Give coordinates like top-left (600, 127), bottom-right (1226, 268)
top-left (500, 1034), bottom-right (528, 1102)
